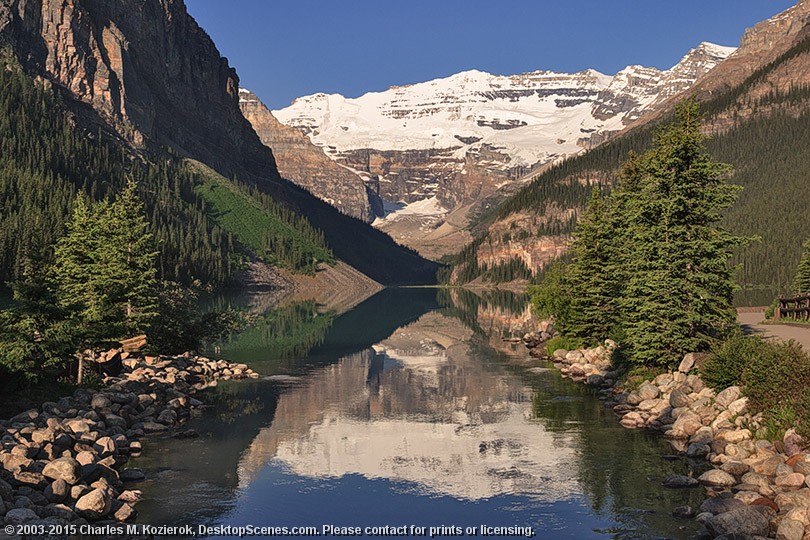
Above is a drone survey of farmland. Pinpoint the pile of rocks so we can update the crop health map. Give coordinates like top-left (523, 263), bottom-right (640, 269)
top-left (526, 334), bottom-right (810, 539)
top-left (0, 353), bottom-right (259, 531)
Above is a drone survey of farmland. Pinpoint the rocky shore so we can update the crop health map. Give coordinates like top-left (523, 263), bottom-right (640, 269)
top-left (523, 326), bottom-right (810, 540)
top-left (0, 350), bottom-right (259, 536)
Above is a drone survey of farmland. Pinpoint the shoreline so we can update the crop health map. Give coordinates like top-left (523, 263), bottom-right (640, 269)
top-left (522, 327), bottom-right (810, 539)
top-left (0, 350), bottom-right (259, 537)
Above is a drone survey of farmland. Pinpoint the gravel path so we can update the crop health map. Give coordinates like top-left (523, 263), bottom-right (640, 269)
top-left (737, 310), bottom-right (810, 350)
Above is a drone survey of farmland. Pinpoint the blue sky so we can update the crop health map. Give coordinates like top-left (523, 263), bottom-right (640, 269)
top-left (187, 1), bottom-right (797, 110)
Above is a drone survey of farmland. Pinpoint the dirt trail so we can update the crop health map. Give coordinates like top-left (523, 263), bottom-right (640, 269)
top-left (737, 310), bottom-right (810, 350)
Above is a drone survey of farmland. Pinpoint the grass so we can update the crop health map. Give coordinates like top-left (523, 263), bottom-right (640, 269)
top-left (186, 160), bottom-right (333, 274)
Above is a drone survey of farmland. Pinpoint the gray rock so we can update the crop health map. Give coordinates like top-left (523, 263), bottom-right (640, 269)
top-left (670, 410), bottom-right (703, 438)
top-left (44, 479), bottom-right (68, 503)
top-left (119, 468), bottom-right (145, 483)
top-left (698, 469), bottom-right (737, 488)
top-left (637, 382), bottom-right (660, 401)
top-left (678, 353), bottom-right (700, 374)
top-left (669, 386), bottom-right (693, 409)
top-left (721, 461), bottom-right (750, 476)
top-left (0, 479), bottom-right (12, 500)
top-left (662, 475), bottom-right (699, 489)
top-left (42, 458), bottom-right (81, 485)
top-left (75, 488), bottom-right (112, 519)
top-left (3, 507), bottom-right (38, 525)
top-left (700, 496), bottom-right (745, 515)
top-left (715, 386), bottom-right (742, 408)
top-left (775, 488), bottom-right (810, 509)
top-left (706, 506), bottom-right (770, 537)
top-left (687, 443), bottom-right (711, 458)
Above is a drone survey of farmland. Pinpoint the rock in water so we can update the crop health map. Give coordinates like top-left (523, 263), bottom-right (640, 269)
top-left (662, 475), bottom-right (699, 489)
top-left (698, 469), bottom-right (737, 488)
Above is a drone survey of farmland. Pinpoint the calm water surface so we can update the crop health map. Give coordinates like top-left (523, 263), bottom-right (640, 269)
top-left (132, 288), bottom-right (705, 539)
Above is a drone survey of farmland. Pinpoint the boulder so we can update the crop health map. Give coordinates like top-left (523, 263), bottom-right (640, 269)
top-left (728, 397), bottom-right (749, 416)
top-left (0, 479), bottom-right (12, 500)
top-left (678, 353), bottom-right (699, 374)
top-left (42, 458), bottom-right (81, 485)
top-left (776, 519), bottom-right (805, 540)
top-left (776, 473), bottom-right (806, 488)
top-left (662, 475), bottom-right (699, 489)
top-left (0, 454), bottom-right (32, 474)
top-left (113, 502), bottom-right (137, 522)
top-left (75, 488), bottom-right (112, 519)
top-left (119, 468), bottom-right (145, 483)
top-left (717, 429), bottom-right (752, 444)
top-left (715, 386), bottom-right (742, 408)
top-left (706, 506), bottom-right (770, 537)
top-left (637, 382), bottom-right (660, 401)
top-left (3, 507), bottom-right (38, 525)
top-left (784, 430), bottom-right (805, 457)
top-left (721, 461), bottom-right (750, 476)
top-left (698, 469), bottom-right (737, 488)
top-left (669, 386), bottom-right (693, 409)
top-left (44, 479), bottom-right (68, 503)
top-left (93, 437), bottom-right (116, 456)
top-left (670, 411), bottom-right (703, 438)
top-left (700, 496), bottom-right (745, 515)
top-left (776, 489), bottom-right (810, 509)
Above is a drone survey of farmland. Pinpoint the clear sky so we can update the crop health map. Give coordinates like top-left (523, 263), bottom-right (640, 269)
top-left (186, 0), bottom-right (797, 110)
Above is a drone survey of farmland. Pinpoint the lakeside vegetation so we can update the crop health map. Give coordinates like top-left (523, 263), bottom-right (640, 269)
top-left (527, 100), bottom-right (810, 439)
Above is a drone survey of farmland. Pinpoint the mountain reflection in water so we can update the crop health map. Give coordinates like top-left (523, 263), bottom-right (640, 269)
top-left (132, 288), bottom-right (703, 539)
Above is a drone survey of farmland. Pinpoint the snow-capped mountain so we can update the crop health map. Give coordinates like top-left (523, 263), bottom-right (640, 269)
top-left (272, 42), bottom-right (735, 257)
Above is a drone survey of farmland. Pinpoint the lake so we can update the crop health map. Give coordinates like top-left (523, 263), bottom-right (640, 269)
top-left (131, 287), bottom-right (705, 539)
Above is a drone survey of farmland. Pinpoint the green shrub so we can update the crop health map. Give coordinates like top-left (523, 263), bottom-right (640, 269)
top-left (701, 332), bottom-right (810, 438)
top-left (545, 335), bottom-right (585, 357)
top-left (701, 330), bottom-right (763, 391)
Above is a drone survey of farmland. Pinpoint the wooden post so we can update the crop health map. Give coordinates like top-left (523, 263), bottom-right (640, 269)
top-left (77, 354), bottom-right (83, 385)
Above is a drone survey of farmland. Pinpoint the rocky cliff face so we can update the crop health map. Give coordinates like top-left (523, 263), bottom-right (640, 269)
top-left (239, 89), bottom-right (379, 222)
top-left (273, 43), bottom-right (733, 257)
top-left (0, 0), bottom-right (279, 181)
top-left (631, 0), bottom-right (810, 131)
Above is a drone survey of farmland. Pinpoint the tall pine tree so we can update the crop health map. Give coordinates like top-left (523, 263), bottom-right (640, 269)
top-left (565, 188), bottom-right (619, 342)
top-left (619, 99), bottom-right (746, 366)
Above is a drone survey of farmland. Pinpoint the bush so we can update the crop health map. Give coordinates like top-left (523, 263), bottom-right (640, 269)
top-left (701, 332), bottom-right (810, 438)
top-left (701, 330), bottom-right (763, 391)
top-left (545, 335), bottom-right (585, 357)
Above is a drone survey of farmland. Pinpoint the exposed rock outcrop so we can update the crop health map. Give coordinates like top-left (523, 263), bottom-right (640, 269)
top-left (239, 89), bottom-right (379, 222)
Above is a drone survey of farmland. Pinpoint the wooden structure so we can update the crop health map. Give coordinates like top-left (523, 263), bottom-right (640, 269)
top-left (120, 334), bottom-right (147, 352)
top-left (774, 295), bottom-right (810, 321)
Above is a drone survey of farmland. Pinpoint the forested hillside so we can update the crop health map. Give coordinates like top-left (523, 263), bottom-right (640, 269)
top-left (452, 31), bottom-right (810, 299)
top-left (0, 58), bottom-right (334, 289)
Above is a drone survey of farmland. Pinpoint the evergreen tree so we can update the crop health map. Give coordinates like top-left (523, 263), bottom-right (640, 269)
top-left (793, 238), bottom-right (810, 295)
top-left (54, 182), bottom-right (158, 345)
top-left (103, 178), bottom-right (159, 332)
top-left (0, 259), bottom-right (77, 379)
top-left (565, 188), bottom-right (619, 342)
top-left (619, 99), bottom-right (746, 366)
